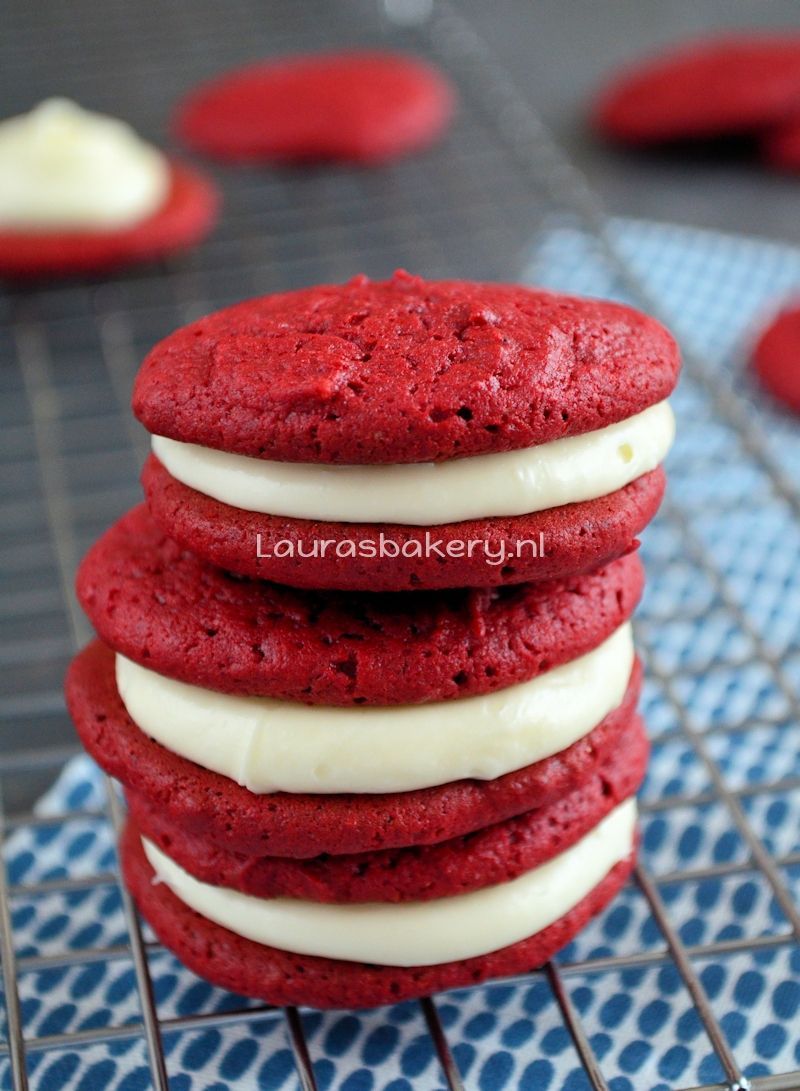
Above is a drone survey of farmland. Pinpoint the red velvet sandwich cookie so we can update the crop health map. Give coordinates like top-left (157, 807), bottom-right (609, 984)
top-left (122, 816), bottom-right (637, 1009)
top-left (127, 717), bottom-right (647, 903)
top-left (133, 272), bottom-right (677, 590)
top-left (66, 640), bottom-right (642, 858)
top-left (0, 100), bottom-right (217, 278)
top-left (77, 504), bottom-right (643, 705)
top-left (594, 35), bottom-right (800, 146)
top-left (174, 51), bottom-right (455, 164)
top-left (751, 303), bottom-right (800, 414)
top-left (0, 162), bottom-right (218, 278)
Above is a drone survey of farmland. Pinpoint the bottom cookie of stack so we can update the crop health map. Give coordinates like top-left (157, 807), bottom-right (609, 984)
top-left (67, 625), bottom-right (647, 1006)
top-left (122, 796), bottom-right (638, 1009)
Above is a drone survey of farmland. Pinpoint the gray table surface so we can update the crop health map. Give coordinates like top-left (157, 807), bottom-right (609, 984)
top-left (463, 0), bottom-right (800, 244)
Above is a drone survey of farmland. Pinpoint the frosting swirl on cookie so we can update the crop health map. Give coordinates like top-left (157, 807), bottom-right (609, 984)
top-left (0, 99), bottom-right (169, 229)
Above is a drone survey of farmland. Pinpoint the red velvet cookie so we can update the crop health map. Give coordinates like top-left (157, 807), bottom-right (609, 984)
top-left (751, 304), bottom-right (800, 414)
top-left (77, 504), bottom-right (643, 704)
top-left (127, 721), bottom-right (647, 902)
top-left (66, 639), bottom-right (642, 858)
top-left (594, 35), bottom-right (800, 146)
top-left (142, 454), bottom-right (664, 592)
top-left (122, 820), bottom-right (636, 1009)
top-left (0, 162), bottom-right (218, 279)
top-left (174, 51), bottom-right (454, 165)
top-left (133, 273), bottom-right (678, 464)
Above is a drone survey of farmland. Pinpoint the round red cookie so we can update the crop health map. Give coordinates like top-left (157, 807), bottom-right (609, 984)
top-left (77, 504), bottom-right (643, 704)
top-left (0, 162), bottom-right (218, 279)
top-left (127, 721), bottom-right (646, 902)
top-left (66, 639), bottom-right (642, 858)
top-left (594, 35), bottom-right (800, 146)
top-left (132, 273), bottom-right (679, 465)
top-left (763, 120), bottom-right (800, 173)
top-left (174, 51), bottom-right (454, 165)
top-left (751, 304), bottom-right (800, 414)
top-left (143, 454), bottom-right (663, 592)
top-left (122, 820), bottom-right (636, 1009)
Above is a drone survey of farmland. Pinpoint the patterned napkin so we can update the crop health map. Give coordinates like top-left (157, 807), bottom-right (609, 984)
top-left (5, 217), bottom-right (800, 1090)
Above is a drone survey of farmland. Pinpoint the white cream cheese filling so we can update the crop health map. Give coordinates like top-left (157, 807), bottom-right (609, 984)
top-left (151, 400), bottom-right (674, 526)
top-left (0, 98), bottom-right (170, 230)
top-left (116, 623), bottom-right (633, 795)
top-left (142, 798), bottom-right (637, 966)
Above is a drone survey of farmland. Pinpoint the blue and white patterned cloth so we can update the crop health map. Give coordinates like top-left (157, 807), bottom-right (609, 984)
top-left (5, 218), bottom-right (800, 1091)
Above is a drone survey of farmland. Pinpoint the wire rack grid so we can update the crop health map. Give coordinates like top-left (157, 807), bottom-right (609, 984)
top-left (1, 2), bottom-right (799, 1090)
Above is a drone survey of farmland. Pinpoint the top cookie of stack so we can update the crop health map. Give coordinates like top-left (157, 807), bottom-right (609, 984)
top-left (135, 270), bottom-right (678, 591)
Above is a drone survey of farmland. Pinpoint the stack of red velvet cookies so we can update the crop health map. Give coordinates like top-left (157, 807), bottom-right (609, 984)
top-left (66, 272), bottom-right (678, 1008)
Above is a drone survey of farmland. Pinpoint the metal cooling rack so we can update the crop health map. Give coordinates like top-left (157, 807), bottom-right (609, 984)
top-left (1, 2), bottom-right (800, 1090)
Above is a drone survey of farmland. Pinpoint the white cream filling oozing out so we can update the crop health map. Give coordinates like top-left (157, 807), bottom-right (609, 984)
top-left (0, 98), bottom-right (170, 230)
top-left (115, 623), bottom-right (634, 795)
top-left (150, 400), bottom-right (674, 526)
top-left (142, 798), bottom-right (637, 966)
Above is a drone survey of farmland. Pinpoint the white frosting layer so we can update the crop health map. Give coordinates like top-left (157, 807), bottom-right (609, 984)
top-left (151, 401), bottom-right (674, 526)
top-left (116, 623), bottom-right (633, 795)
top-left (143, 798), bottom-right (636, 966)
top-left (0, 99), bottom-right (170, 229)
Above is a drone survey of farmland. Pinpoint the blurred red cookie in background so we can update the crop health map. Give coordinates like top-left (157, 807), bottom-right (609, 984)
top-left (174, 50), bottom-right (455, 164)
top-left (752, 304), bottom-right (800, 414)
top-left (594, 35), bottom-right (800, 146)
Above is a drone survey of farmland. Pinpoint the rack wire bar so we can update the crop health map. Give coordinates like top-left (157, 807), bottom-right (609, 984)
top-left (105, 784), bottom-right (170, 1091)
top-left (1, 1), bottom-right (799, 1088)
top-left (545, 963), bottom-right (610, 1091)
top-left (0, 920), bottom-right (793, 985)
top-left (0, 799), bottom-right (29, 1091)
top-left (284, 1007), bottom-right (319, 1091)
top-left (633, 868), bottom-right (749, 1091)
top-left (13, 302), bottom-right (173, 1090)
top-left (10, 824), bottom-right (794, 903)
top-left (420, 996), bottom-right (466, 1091)
top-left (0, 1007), bottom-right (285, 1059)
top-left (686, 1080), bottom-right (794, 1091)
